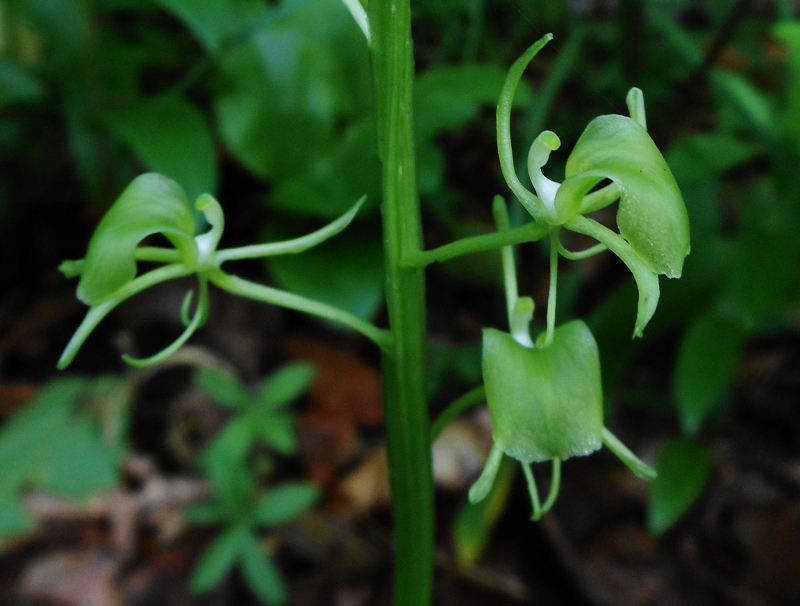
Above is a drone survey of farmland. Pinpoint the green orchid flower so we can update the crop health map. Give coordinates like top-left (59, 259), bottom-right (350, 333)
top-left (59, 173), bottom-right (386, 370)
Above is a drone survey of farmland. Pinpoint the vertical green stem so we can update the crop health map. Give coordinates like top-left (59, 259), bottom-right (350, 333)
top-left (369, 2), bottom-right (434, 605)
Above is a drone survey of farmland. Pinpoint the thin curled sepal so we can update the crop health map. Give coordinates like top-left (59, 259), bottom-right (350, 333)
top-left (566, 215), bottom-right (659, 338)
top-left (76, 174), bottom-right (198, 305)
top-left (496, 34), bottom-right (554, 222)
top-left (561, 114), bottom-right (690, 278)
top-left (121, 277), bottom-right (210, 368)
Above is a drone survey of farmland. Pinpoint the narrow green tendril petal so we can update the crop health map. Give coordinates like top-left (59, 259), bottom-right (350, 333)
top-left (602, 427), bottom-right (657, 480)
top-left (208, 268), bottom-right (391, 350)
top-left (555, 237), bottom-right (607, 260)
top-left (526, 131), bottom-right (562, 221)
top-left (497, 34), bottom-right (554, 222)
top-left (626, 87), bottom-right (647, 130)
top-left (215, 196), bottom-right (366, 264)
top-left (468, 442), bottom-right (505, 504)
top-left (566, 215), bottom-right (659, 338)
top-left (57, 263), bottom-right (194, 369)
top-left (122, 277), bottom-right (209, 368)
top-left (522, 463), bottom-right (542, 521)
top-left (402, 220), bottom-right (549, 267)
top-left (540, 458), bottom-right (561, 515)
top-left (430, 385), bottom-right (486, 443)
top-left (59, 259), bottom-right (85, 278)
top-left (194, 194), bottom-right (225, 267)
top-left (179, 289), bottom-right (195, 327)
top-left (135, 247), bottom-right (183, 264)
top-left (578, 182), bottom-right (620, 215)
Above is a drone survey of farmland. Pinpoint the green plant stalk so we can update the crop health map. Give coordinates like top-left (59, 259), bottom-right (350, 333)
top-left (369, 1), bottom-right (434, 605)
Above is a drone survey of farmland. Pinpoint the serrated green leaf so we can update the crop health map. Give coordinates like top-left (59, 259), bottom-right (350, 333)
top-left (251, 483), bottom-right (319, 528)
top-left (482, 321), bottom-right (603, 463)
top-left (674, 313), bottom-right (747, 434)
top-left (191, 525), bottom-right (250, 593)
top-left (649, 438), bottom-right (712, 533)
top-left (559, 114), bottom-right (690, 278)
top-left (107, 94), bottom-right (218, 202)
top-left (258, 363), bottom-right (315, 410)
top-left (240, 534), bottom-right (286, 605)
top-left (76, 174), bottom-right (197, 305)
top-left (195, 368), bottom-right (251, 409)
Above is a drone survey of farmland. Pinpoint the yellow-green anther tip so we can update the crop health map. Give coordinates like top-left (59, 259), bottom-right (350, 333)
top-left (194, 193), bottom-right (216, 211)
top-left (515, 297), bottom-right (534, 313)
top-left (537, 130), bottom-right (561, 151)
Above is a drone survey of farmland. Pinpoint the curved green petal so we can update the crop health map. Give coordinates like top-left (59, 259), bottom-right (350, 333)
top-left (566, 215), bottom-right (659, 337)
top-left (557, 114), bottom-right (689, 277)
top-left (482, 321), bottom-right (603, 464)
top-left (77, 174), bottom-right (198, 305)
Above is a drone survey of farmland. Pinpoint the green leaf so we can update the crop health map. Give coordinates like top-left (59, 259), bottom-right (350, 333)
top-left (0, 495), bottom-right (32, 541)
top-left (711, 71), bottom-right (773, 138)
top-left (251, 483), bottom-right (319, 528)
top-left (415, 64), bottom-right (532, 143)
top-left (76, 174), bottom-right (197, 305)
top-left (106, 95), bottom-right (218, 202)
top-left (559, 114), bottom-right (690, 278)
top-left (0, 377), bottom-right (124, 498)
top-left (267, 119), bottom-right (381, 219)
top-left (0, 57), bottom-right (46, 104)
top-left (213, 0), bottom-right (370, 181)
top-left (186, 502), bottom-right (225, 525)
top-left (195, 368), bottom-right (252, 409)
top-left (253, 413), bottom-right (297, 455)
top-left (774, 21), bottom-right (800, 149)
top-left (666, 133), bottom-right (761, 184)
top-left (240, 534), bottom-right (286, 605)
top-left (674, 313), bottom-right (747, 434)
top-left (154, 0), bottom-right (230, 51)
top-left (482, 321), bottom-right (603, 463)
top-left (201, 450), bottom-right (257, 519)
top-left (257, 363), bottom-right (315, 410)
top-left (265, 223), bottom-right (384, 320)
top-left (648, 438), bottom-right (712, 533)
top-left (191, 525), bottom-right (250, 593)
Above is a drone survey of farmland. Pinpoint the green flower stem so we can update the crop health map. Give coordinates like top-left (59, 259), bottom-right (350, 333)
top-left (430, 386), bottom-right (486, 443)
top-left (492, 195), bottom-right (519, 320)
top-left (402, 220), bottom-right (548, 268)
top-left (207, 269), bottom-right (391, 350)
top-left (58, 263), bottom-right (194, 369)
top-left (369, 1), bottom-right (434, 604)
top-left (541, 230), bottom-right (560, 348)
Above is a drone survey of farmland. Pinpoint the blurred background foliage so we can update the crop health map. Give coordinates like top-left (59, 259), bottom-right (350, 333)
top-left (2, 0), bottom-right (800, 603)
